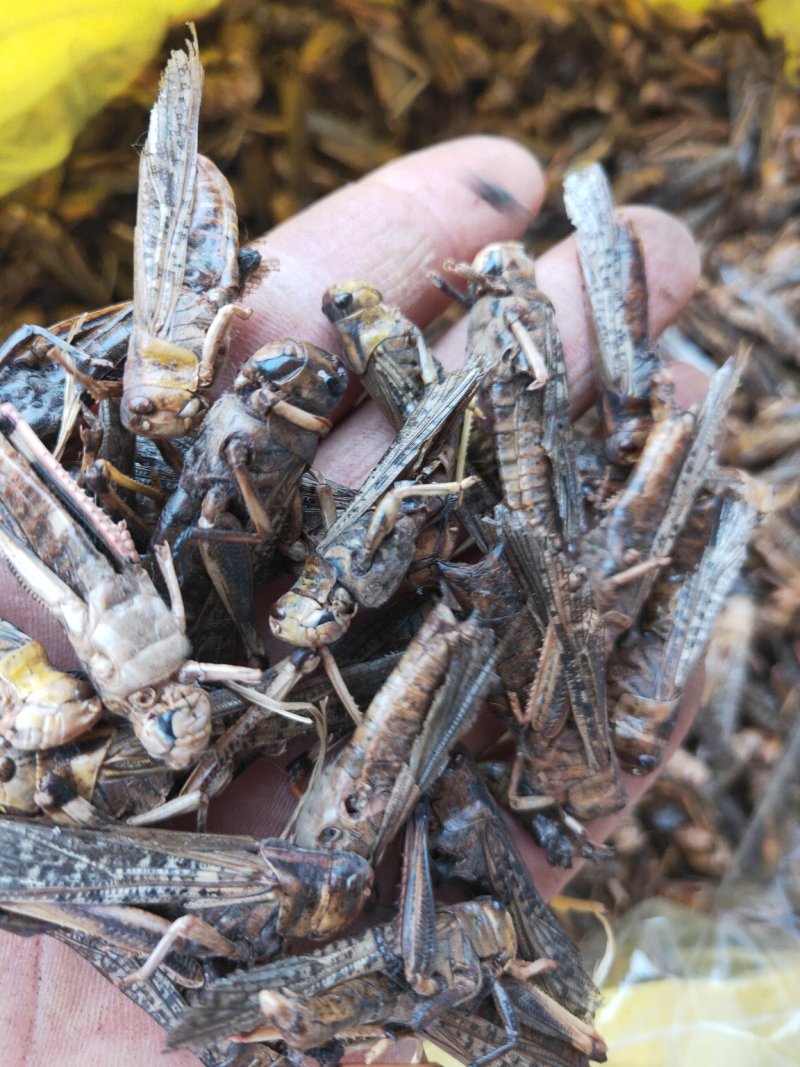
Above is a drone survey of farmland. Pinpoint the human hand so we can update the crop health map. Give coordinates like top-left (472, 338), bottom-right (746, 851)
top-left (0, 134), bottom-right (702, 1065)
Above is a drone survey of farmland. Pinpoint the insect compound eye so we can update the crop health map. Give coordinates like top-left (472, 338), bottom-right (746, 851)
top-left (251, 354), bottom-right (303, 384)
top-left (156, 711), bottom-right (177, 742)
top-left (129, 687), bottom-right (157, 709)
top-left (320, 369), bottom-right (347, 397)
top-left (318, 825), bottom-right (340, 847)
top-left (334, 292), bottom-right (354, 313)
top-left (0, 757), bottom-right (16, 782)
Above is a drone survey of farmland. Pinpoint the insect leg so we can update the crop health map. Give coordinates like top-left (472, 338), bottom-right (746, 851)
top-left (398, 801), bottom-right (437, 994)
top-left (198, 304), bottom-right (253, 387)
top-left (467, 980), bottom-right (520, 1067)
top-left (120, 913), bottom-right (245, 987)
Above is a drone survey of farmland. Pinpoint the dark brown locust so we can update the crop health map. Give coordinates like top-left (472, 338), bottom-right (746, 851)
top-left (0, 302), bottom-right (133, 446)
top-left (0, 37), bottom-right (261, 444)
top-left (424, 1010), bottom-right (595, 1067)
top-left (166, 898), bottom-right (606, 1065)
top-left (563, 162), bottom-right (660, 469)
top-left (429, 749), bottom-right (598, 1019)
top-left (460, 242), bottom-right (624, 834)
top-left (581, 352), bottom-right (747, 649)
top-left (0, 816), bottom-right (373, 981)
top-left (0, 654), bottom-right (324, 826)
top-left (609, 486), bottom-right (762, 774)
top-left (155, 339), bottom-right (346, 659)
top-left (0, 920), bottom-right (275, 1066)
top-left (270, 364), bottom-right (480, 710)
top-left (291, 600), bottom-right (497, 872)
top-left (0, 403), bottom-right (264, 769)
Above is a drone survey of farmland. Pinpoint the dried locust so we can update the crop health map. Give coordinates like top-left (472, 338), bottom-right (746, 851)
top-left (0, 302), bottom-right (133, 446)
top-left (0, 618), bottom-right (102, 750)
top-left (0, 816), bottom-right (373, 977)
top-left (563, 163), bottom-right (659, 468)
top-left (609, 487), bottom-right (762, 774)
top-left (121, 34), bottom-right (256, 438)
top-left (468, 243), bottom-right (623, 828)
top-left (424, 1010), bottom-right (594, 1067)
top-left (50, 928), bottom-right (275, 1067)
top-left (291, 600), bottom-right (497, 871)
top-left (429, 749), bottom-right (598, 1020)
top-left (166, 898), bottom-right (605, 1064)
top-left (0, 403), bottom-right (264, 768)
top-left (270, 365), bottom-right (480, 708)
top-left (155, 339), bottom-right (346, 659)
top-left (322, 279), bottom-right (439, 429)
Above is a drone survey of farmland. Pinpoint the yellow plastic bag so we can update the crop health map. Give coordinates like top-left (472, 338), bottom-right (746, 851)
top-left (596, 898), bottom-right (800, 1065)
top-left (0, 0), bottom-right (219, 196)
top-left (654, 0), bottom-right (800, 60)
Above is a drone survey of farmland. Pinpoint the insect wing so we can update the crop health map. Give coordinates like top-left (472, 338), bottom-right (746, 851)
top-left (564, 163), bottom-right (651, 400)
top-left (320, 364), bottom-right (480, 546)
top-left (133, 38), bottom-right (203, 338)
top-left (0, 818), bottom-right (275, 908)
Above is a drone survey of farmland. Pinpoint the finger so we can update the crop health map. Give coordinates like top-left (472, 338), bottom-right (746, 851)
top-left (0, 934), bottom-right (200, 1067)
top-left (315, 205), bottom-right (701, 488)
top-left (231, 135), bottom-right (545, 363)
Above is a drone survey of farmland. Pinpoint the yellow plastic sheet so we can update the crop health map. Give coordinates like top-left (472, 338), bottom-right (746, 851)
top-left (653, 0), bottom-right (800, 60)
top-left (0, 0), bottom-right (219, 196)
top-left (599, 959), bottom-right (800, 1065)
top-left (593, 896), bottom-right (800, 1066)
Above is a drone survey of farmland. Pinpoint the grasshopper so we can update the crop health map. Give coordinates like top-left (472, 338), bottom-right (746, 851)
top-left (0, 302), bottom-right (134, 459)
top-left (0, 816), bottom-right (373, 980)
top-left (291, 600), bottom-right (497, 870)
top-left (51, 928), bottom-right (277, 1066)
top-left (609, 487), bottom-right (762, 774)
top-left (121, 34), bottom-right (256, 439)
top-left (0, 654), bottom-right (324, 826)
top-left (155, 339), bottom-right (346, 660)
top-left (166, 898), bottom-right (605, 1065)
top-left (0, 722), bottom-right (178, 824)
top-left (0, 619), bottom-right (102, 750)
top-left (271, 365), bottom-right (481, 648)
top-left (0, 403), bottom-right (265, 769)
top-left (429, 749), bottom-right (598, 1020)
top-left (424, 1010), bottom-right (595, 1067)
top-left (563, 163), bottom-right (660, 469)
top-left (582, 352), bottom-right (746, 649)
top-left (0, 38), bottom-right (261, 444)
top-left (270, 365), bottom-right (481, 710)
top-left (129, 649), bottom-right (406, 829)
top-left (472, 249), bottom-right (623, 826)
top-left (321, 280), bottom-right (440, 429)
